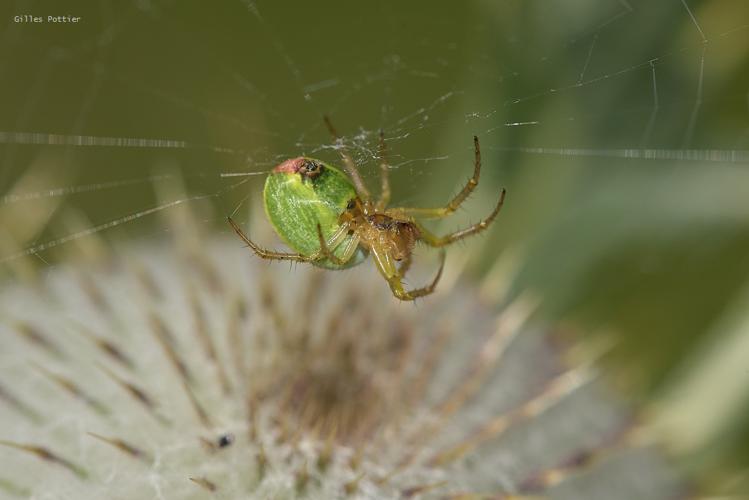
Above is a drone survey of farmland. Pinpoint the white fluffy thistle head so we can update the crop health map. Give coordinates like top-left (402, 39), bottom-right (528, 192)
top-left (0, 211), bottom-right (684, 499)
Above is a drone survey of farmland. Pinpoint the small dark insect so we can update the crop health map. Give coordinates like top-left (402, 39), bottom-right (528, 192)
top-left (217, 433), bottom-right (234, 448)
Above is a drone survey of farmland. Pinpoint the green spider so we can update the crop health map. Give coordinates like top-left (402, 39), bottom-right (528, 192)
top-left (228, 117), bottom-right (506, 301)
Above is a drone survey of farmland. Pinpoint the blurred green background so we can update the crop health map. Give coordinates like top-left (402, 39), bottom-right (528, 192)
top-left (1, 0), bottom-right (748, 493)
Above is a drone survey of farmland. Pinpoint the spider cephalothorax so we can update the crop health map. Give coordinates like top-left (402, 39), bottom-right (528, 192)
top-left (340, 198), bottom-right (420, 263)
top-left (228, 117), bottom-right (505, 301)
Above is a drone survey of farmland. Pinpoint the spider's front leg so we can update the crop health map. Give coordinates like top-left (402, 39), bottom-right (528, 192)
top-left (388, 136), bottom-right (483, 220)
top-left (370, 246), bottom-right (445, 301)
top-left (416, 188), bottom-right (506, 248)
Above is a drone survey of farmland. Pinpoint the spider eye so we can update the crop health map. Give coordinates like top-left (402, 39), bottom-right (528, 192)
top-left (346, 199), bottom-right (356, 209)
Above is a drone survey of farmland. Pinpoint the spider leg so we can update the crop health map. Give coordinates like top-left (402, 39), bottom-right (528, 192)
top-left (371, 246), bottom-right (445, 301)
top-left (376, 129), bottom-right (391, 210)
top-left (415, 188), bottom-right (506, 247)
top-left (228, 217), bottom-right (316, 263)
top-left (388, 136), bottom-right (483, 220)
top-left (315, 223), bottom-right (358, 266)
top-left (337, 232), bottom-right (362, 262)
top-left (323, 115), bottom-right (371, 201)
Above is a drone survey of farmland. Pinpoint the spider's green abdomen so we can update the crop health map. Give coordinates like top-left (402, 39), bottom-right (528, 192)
top-left (263, 157), bottom-right (367, 269)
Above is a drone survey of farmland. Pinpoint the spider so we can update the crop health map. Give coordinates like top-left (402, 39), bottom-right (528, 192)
top-left (228, 117), bottom-right (506, 301)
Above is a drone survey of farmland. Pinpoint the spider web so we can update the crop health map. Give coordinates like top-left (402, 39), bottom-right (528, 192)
top-left (1, 0), bottom-right (749, 491)
top-left (1, 0), bottom-right (747, 266)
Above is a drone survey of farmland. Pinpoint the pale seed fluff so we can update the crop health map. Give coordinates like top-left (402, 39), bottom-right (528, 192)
top-left (0, 211), bottom-right (684, 500)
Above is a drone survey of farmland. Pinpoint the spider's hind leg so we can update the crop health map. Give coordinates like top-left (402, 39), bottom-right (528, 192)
top-left (376, 129), bottom-right (391, 210)
top-left (315, 223), bottom-right (358, 266)
top-left (323, 115), bottom-right (371, 201)
top-left (228, 217), bottom-right (315, 263)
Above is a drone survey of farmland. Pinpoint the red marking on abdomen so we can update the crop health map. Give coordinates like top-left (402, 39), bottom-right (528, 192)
top-left (273, 157), bottom-right (306, 174)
